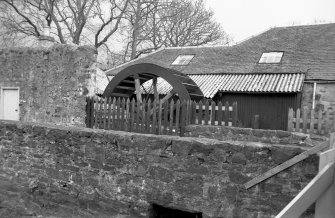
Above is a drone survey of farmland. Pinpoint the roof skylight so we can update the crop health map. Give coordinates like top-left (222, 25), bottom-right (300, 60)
top-left (172, 55), bottom-right (194, 65)
top-left (259, 52), bottom-right (283, 63)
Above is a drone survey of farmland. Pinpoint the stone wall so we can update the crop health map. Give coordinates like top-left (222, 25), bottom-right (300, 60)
top-left (185, 125), bottom-right (311, 145)
top-left (0, 120), bottom-right (318, 218)
top-left (301, 83), bottom-right (335, 111)
top-left (0, 45), bottom-right (97, 126)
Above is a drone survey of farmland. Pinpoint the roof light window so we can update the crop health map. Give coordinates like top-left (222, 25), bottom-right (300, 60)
top-left (172, 55), bottom-right (194, 65)
top-left (259, 52), bottom-right (283, 63)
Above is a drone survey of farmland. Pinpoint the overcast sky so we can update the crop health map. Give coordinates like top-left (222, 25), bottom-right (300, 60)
top-left (207, 0), bottom-right (335, 42)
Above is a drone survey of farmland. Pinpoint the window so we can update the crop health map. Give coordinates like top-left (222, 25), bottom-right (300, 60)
top-left (172, 55), bottom-right (194, 65)
top-left (259, 52), bottom-right (283, 63)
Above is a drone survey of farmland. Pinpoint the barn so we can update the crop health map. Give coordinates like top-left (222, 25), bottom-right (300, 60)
top-left (105, 23), bottom-right (335, 130)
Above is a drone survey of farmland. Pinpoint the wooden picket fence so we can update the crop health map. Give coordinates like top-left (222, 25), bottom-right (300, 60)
top-left (288, 107), bottom-right (335, 135)
top-left (85, 97), bottom-right (238, 136)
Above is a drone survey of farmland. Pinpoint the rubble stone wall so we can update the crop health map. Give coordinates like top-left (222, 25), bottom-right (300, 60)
top-left (0, 45), bottom-right (97, 126)
top-left (0, 120), bottom-right (318, 217)
top-left (301, 83), bottom-right (335, 112)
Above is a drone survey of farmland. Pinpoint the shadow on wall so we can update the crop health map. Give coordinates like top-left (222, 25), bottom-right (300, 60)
top-left (149, 204), bottom-right (202, 218)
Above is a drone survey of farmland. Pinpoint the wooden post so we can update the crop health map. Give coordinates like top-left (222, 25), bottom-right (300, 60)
top-left (314, 147), bottom-right (335, 218)
top-left (317, 110), bottom-right (322, 134)
top-left (147, 99), bottom-right (152, 133)
top-left (224, 101), bottom-right (229, 126)
top-left (180, 100), bottom-right (186, 136)
top-left (252, 114), bottom-right (260, 129)
top-left (162, 100), bottom-right (168, 134)
top-left (191, 101), bottom-right (196, 125)
top-left (134, 77), bottom-right (143, 104)
top-left (218, 101), bottom-right (223, 126)
top-left (141, 99), bottom-right (146, 133)
top-left (152, 100), bottom-right (157, 134)
top-left (330, 132), bottom-right (335, 148)
top-left (136, 100), bottom-right (141, 132)
top-left (103, 97), bottom-right (107, 130)
top-left (310, 109), bottom-right (315, 134)
top-left (175, 100), bottom-right (180, 135)
top-left (325, 110), bottom-right (330, 134)
top-left (96, 98), bottom-right (101, 129)
top-left (232, 102), bottom-right (238, 127)
top-left (125, 98), bottom-right (130, 132)
top-left (153, 77), bottom-right (159, 104)
top-left (169, 100), bottom-right (174, 135)
top-left (121, 98), bottom-right (126, 131)
top-left (116, 98), bottom-right (121, 130)
top-left (205, 100), bottom-right (209, 125)
top-left (107, 97), bottom-right (112, 130)
top-left (296, 108), bottom-right (301, 132)
top-left (112, 97), bottom-right (117, 129)
top-left (211, 101), bottom-right (216, 126)
top-left (198, 100), bottom-right (203, 125)
top-left (85, 97), bottom-right (90, 127)
top-left (130, 99), bottom-right (135, 132)
top-left (158, 100), bottom-right (162, 135)
top-left (288, 108), bottom-right (294, 131)
top-left (302, 106), bottom-right (307, 133)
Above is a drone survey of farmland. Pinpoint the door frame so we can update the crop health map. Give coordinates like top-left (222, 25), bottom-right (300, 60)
top-left (0, 87), bottom-right (20, 120)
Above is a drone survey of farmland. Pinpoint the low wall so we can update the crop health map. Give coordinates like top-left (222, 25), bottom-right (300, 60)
top-left (0, 120), bottom-right (318, 217)
top-left (185, 125), bottom-right (311, 145)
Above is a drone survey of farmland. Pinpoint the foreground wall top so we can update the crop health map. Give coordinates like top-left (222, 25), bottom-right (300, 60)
top-left (0, 120), bottom-right (318, 218)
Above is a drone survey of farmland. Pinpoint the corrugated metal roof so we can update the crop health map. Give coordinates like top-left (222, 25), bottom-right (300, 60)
top-left (139, 73), bottom-right (305, 98)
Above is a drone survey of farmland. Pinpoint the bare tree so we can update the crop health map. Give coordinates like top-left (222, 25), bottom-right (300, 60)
top-left (161, 0), bottom-right (228, 47)
top-left (122, 0), bottom-right (231, 61)
top-left (0, 0), bottom-right (129, 48)
top-left (122, 0), bottom-right (163, 60)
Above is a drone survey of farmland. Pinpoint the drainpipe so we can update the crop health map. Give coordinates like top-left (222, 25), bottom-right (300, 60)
top-left (312, 82), bottom-right (317, 109)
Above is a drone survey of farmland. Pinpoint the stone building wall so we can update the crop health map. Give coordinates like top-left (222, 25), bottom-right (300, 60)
top-left (0, 120), bottom-right (318, 218)
top-left (301, 83), bottom-right (335, 112)
top-left (0, 45), bottom-right (97, 126)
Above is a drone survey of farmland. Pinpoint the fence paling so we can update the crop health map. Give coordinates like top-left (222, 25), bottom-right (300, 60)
top-left (175, 100), bottom-right (180, 135)
top-left (288, 107), bottom-right (335, 135)
top-left (86, 97), bottom-right (238, 136)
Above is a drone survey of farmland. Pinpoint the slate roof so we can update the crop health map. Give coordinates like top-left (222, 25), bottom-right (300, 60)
top-left (106, 23), bottom-right (335, 81)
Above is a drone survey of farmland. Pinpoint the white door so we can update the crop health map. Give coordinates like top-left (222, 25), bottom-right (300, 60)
top-left (1, 88), bottom-right (19, 121)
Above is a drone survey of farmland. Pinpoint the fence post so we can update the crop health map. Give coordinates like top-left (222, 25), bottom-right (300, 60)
top-left (252, 115), bottom-right (260, 129)
top-left (180, 100), bottom-right (186, 136)
top-left (198, 100), bottom-right (203, 125)
top-left (314, 145), bottom-right (335, 218)
top-left (175, 100), bottom-right (180, 135)
top-left (211, 101), bottom-right (216, 126)
top-left (224, 101), bottom-right (229, 126)
top-left (218, 101), bottom-right (223, 126)
top-left (325, 110), bottom-right (330, 134)
top-left (287, 108), bottom-right (293, 132)
top-left (158, 100), bottom-right (162, 135)
top-left (302, 106), bottom-right (308, 133)
top-left (205, 100), bottom-right (209, 125)
top-left (317, 110), bottom-right (322, 134)
top-left (310, 109), bottom-right (315, 134)
top-left (232, 102), bottom-right (238, 127)
top-left (330, 132), bottom-right (335, 148)
top-left (103, 97), bottom-right (107, 130)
